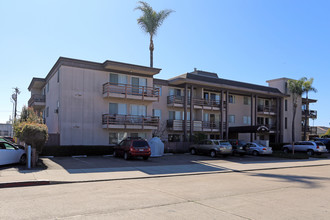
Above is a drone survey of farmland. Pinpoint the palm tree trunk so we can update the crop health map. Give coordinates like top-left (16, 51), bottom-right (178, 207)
top-left (149, 35), bottom-right (154, 68)
top-left (303, 92), bottom-right (309, 141)
top-left (292, 104), bottom-right (296, 154)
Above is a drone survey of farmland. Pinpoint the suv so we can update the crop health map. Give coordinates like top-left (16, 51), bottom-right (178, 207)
top-left (313, 138), bottom-right (330, 150)
top-left (228, 139), bottom-right (247, 156)
top-left (113, 137), bottom-right (151, 160)
top-left (283, 141), bottom-right (328, 156)
top-left (189, 139), bottom-right (232, 158)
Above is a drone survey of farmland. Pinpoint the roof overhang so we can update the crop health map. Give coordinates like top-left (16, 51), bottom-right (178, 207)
top-left (169, 77), bottom-right (285, 97)
top-left (103, 60), bottom-right (161, 76)
top-left (28, 78), bottom-right (46, 91)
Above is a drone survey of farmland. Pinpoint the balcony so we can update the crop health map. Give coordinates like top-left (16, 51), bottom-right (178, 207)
top-left (257, 105), bottom-right (276, 115)
top-left (301, 126), bottom-right (317, 134)
top-left (102, 114), bottom-right (159, 130)
top-left (167, 120), bottom-right (202, 131)
top-left (102, 82), bottom-right (159, 102)
top-left (167, 95), bottom-right (222, 110)
top-left (28, 94), bottom-right (45, 108)
top-left (302, 110), bottom-right (317, 119)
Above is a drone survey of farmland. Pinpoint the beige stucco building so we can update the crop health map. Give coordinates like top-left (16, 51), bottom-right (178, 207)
top-left (28, 57), bottom-right (316, 147)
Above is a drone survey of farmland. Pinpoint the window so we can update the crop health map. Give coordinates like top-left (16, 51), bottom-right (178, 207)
top-left (46, 106), bottom-right (49, 117)
top-left (182, 111), bottom-right (190, 120)
top-left (109, 73), bottom-right (127, 85)
top-left (153, 109), bottom-right (161, 120)
top-left (203, 113), bottom-right (209, 122)
top-left (109, 103), bottom-right (127, 115)
top-left (244, 97), bottom-right (251, 105)
top-left (243, 116), bottom-right (251, 124)
top-left (257, 117), bottom-right (264, 125)
top-left (229, 95), bottom-right (235, 103)
top-left (169, 88), bottom-right (181, 96)
top-left (228, 115), bottom-right (235, 123)
top-left (285, 99), bottom-right (288, 111)
top-left (285, 117), bottom-right (287, 129)
top-left (154, 85), bottom-right (162, 96)
top-left (169, 111), bottom-right (181, 120)
top-left (57, 70), bottom-right (59, 83)
top-left (109, 132), bottom-right (127, 145)
top-left (131, 105), bottom-right (146, 116)
top-left (204, 92), bottom-right (209, 100)
top-left (46, 83), bottom-right (49, 93)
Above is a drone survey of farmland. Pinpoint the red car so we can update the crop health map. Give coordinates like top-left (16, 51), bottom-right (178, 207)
top-left (113, 137), bottom-right (151, 160)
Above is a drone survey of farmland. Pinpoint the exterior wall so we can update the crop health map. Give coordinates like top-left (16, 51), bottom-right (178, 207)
top-left (268, 78), bottom-right (302, 143)
top-left (45, 69), bottom-right (60, 135)
top-left (57, 65), bottom-right (154, 146)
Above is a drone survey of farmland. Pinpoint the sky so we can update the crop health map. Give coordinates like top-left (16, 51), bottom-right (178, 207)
top-left (0, 0), bottom-right (329, 127)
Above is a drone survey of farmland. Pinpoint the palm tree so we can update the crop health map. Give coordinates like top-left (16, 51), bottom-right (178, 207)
top-left (302, 77), bottom-right (317, 141)
top-left (135, 1), bottom-right (173, 67)
top-left (287, 78), bottom-right (304, 154)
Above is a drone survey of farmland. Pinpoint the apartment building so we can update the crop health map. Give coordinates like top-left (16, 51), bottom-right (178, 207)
top-left (28, 57), bottom-right (316, 147)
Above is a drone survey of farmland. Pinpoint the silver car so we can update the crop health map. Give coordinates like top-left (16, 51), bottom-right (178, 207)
top-left (244, 142), bottom-right (273, 156)
top-left (283, 141), bottom-right (328, 156)
top-left (189, 139), bottom-right (232, 158)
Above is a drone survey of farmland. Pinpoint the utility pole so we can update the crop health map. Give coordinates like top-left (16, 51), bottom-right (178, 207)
top-left (11, 87), bottom-right (20, 121)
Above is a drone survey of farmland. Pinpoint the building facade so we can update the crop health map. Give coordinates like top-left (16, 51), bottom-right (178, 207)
top-left (28, 57), bottom-right (316, 147)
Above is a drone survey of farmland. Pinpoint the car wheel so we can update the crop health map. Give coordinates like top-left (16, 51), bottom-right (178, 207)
top-left (252, 151), bottom-right (259, 156)
top-left (190, 148), bottom-right (196, 155)
top-left (143, 156), bottom-right (149, 160)
top-left (124, 152), bottom-right (129, 160)
top-left (283, 148), bottom-right (289, 154)
top-left (210, 150), bottom-right (216, 158)
top-left (113, 151), bottom-right (117, 157)
top-left (19, 154), bottom-right (27, 165)
top-left (307, 149), bottom-right (314, 156)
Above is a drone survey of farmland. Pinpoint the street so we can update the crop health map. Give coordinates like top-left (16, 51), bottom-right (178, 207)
top-left (1, 164), bottom-right (330, 219)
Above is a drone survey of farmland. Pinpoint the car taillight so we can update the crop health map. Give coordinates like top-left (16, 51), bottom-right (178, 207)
top-left (262, 148), bottom-right (266, 150)
top-left (317, 145), bottom-right (319, 149)
top-left (130, 147), bottom-right (134, 151)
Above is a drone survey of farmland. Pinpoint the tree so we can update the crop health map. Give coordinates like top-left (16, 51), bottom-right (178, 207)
top-left (302, 77), bottom-right (317, 141)
top-left (135, 1), bottom-right (173, 67)
top-left (287, 78), bottom-right (304, 154)
top-left (14, 106), bottom-right (48, 167)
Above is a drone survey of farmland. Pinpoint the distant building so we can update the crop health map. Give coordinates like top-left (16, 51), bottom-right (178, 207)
top-left (0, 123), bottom-right (13, 137)
top-left (28, 57), bottom-right (317, 147)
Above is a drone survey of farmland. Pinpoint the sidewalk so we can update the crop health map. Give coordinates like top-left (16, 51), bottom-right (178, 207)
top-left (1, 155), bottom-right (330, 188)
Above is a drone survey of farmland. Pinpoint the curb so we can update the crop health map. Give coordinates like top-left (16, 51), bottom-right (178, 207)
top-left (0, 180), bottom-right (50, 189)
top-left (1, 163), bottom-right (330, 189)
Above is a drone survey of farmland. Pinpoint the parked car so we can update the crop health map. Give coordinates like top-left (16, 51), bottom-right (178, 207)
top-left (113, 137), bottom-right (151, 160)
top-left (0, 137), bottom-right (25, 150)
top-left (283, 141), bottom-right (328, 156)
top-left (0, 136), bottom-right (15, 143)
top-left (243, 142), bottom-right (273, 156)
top-left (0, 141), bottom-right (26, 166)
top-left (189, 139), bottom-right (232, 158)
top-left (228, 139), bottom-right (247, 156)
top-left (313, 138), bottom-right (330, 150)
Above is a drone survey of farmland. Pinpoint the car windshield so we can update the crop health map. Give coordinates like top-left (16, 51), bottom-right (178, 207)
top-left (133, 141), bottom-right (148, 148)
top-left (219, 141), bottom-right (231, 146)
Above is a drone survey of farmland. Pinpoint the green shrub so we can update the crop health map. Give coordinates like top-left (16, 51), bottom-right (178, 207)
top-left (19, 122), bottom-right (48, 153)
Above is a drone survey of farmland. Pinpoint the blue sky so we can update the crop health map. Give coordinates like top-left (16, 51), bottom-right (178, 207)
top-left (0, 0), bottom-right (329, 126)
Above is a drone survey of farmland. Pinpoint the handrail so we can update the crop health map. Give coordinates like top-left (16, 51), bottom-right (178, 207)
top-left (103, 82), bottom-right (159, 98)
top-left (28, 94), bottom-right (46, 106)
top-left (167, 95), bottom-right (221, 107)
top-left (102, 114), bottom-right (159, 127)
top-left (257, 105), bottom-right (277, 113)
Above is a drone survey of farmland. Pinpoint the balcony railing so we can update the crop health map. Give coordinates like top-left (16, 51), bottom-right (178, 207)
top-left (301, 126), bottom-right (317, 134)
top-left (167, 120), bottom-right (226, 131)
top-left (28, 94), bottom-right (45, 107)
top-left (102, 114), bottom-right (159, 127)
top-left (302, 110), bottom-right (317, 119)
top-left (202, 121), bottom-right (219, 129)
top-left (257, 105), bottom-right (276, 113)
top-left (167, 95), bottom-right (222, 108)
top-left (102, 82), bottom-right (159, 99)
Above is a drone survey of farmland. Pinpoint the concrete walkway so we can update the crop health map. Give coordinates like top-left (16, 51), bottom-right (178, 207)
top-left (1, 155), bottom-right (330, 188)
